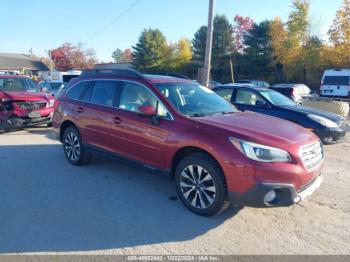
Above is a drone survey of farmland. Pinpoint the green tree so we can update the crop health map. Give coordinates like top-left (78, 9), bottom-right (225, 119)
top-left (241, 20), bottom-right (274, 80)
top-left (192, 15), bottom-right (235, 82)
top-left (132, 29), bottom-right (170, 72)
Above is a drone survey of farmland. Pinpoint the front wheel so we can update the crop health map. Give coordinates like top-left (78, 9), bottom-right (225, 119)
top-left (175, 153), bottom-right (229, 216)
top-left (63, 126), bottom-right (91, 165)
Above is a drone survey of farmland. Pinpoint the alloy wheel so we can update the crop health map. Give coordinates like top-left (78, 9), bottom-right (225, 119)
top-left (64, 132), bottom-right (81, 161)
top-left (179, 165), bottom-right (216, 209)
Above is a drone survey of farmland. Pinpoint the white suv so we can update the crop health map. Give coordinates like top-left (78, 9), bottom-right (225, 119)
top-left (321, 69), bottom-right (350, 98)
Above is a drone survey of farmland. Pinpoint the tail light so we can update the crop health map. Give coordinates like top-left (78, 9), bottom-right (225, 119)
top-left (290, 88), bottom-right (296, 97)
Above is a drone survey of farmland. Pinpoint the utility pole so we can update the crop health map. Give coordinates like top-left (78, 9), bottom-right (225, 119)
top-left (203, 0), bottom-right (215, 87)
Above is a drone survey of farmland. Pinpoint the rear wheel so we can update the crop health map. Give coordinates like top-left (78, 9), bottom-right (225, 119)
top-left (63, 126), bottom-right (91, 165)
top-left (175, 153), bottom-right (229, 216)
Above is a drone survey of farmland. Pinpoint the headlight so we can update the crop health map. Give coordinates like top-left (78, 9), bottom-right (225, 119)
top-left (229, 138), bottom-right (292, 163)
top-left (48, 99), bottom-right (55, 107)
top-left (308, 114), bottom-right (338, 128)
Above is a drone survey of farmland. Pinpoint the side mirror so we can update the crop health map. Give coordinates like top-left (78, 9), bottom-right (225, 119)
top-left (138, 105), bottom-right (157, 117)
top-left (255, 100), bottom-right (268, 108)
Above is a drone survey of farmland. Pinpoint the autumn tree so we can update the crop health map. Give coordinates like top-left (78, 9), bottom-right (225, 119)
top-left (51, 43), bottom-right (97, 71)
top-left (233, 15), bottom-right (254, 53)
top-left (328, 0), bottom-right (350, 67)
top-left (166, 38), bottom-right (192, 71)
top-left (112, 48), bottom-right (133, 63)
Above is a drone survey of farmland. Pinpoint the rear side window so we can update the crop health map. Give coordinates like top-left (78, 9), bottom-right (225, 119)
top-left (90, 81), bottom-right (120, 106)
top-left (323, 76), bottom-right (350, 85)
top-left (67, 81), bottom-right (91, 100)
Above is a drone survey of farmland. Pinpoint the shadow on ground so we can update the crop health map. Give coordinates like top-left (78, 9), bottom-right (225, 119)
top-left (0, 144), bottom-right (241, 253)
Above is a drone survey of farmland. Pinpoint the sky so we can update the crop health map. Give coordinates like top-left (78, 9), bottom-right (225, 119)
top-left (0, 0), bottom-right (344, 62)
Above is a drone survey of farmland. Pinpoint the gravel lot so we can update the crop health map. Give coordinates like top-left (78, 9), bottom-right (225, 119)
top-left (0, 127), bottom-right (349, 255)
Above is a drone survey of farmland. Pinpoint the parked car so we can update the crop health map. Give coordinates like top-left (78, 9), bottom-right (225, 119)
top-left (235, 80), bottom-right (270, 88)
top-left (213, 85), bottom-right (349, 144)
top-left (53, 69), bottom-right (324, 216)
top-left (0, 75), bottom-right (55, 131)
top-left (270, 83), bottom-right (311, 104)
top-left (320, 69), bottom-right (350, 98)
top-left (39, 81), bottom-right (67, 97)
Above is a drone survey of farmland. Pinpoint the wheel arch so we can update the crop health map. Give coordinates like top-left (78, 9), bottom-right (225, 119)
top-left (59, 120), bottom-right (77, 142)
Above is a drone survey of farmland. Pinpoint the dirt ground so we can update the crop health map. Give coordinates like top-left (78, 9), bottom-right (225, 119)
top-left (0, 127), bottom-right (349, 255)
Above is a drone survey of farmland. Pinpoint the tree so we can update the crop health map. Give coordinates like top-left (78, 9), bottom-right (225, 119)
top-left (112, 48), bottom-right (133, 63)
top-left (192, 15), bottom-right (235, 82)
top-left (328, 0), bottom-right (350, 67)
top-left (329, 0), bottom-right (350, 46)
top-left (239, 20), bottom-right (274, 80)
top-left (270, 17), bottom-right (288, 80)
top-left (166, 38), bottom-right (192, 71)
top-left (233, 15), bottom-right (254, 53)
top-left (51, 43), bottom-right (97, 71)
top-left (132, 29), bottom-right (170, 72)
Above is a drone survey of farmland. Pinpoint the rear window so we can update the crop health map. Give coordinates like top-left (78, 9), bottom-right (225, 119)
top-left (323, 76), bottom-right (350, 85)
top-left (270, 87), bottom-right (292, 95)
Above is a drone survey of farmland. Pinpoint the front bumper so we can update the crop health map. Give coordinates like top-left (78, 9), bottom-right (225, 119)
top-left (317, 126), bottom-right (350, 143)
top-left (228, 175), bottom-right (323, 207)
top-left (0, 113), bottom-right (53, 131)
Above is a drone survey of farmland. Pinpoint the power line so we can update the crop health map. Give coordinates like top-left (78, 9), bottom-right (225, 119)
top-left (84, 0), bottom-right (142, 43)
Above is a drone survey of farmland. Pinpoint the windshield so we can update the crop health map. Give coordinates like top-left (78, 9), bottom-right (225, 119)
top-left (0, 77), bottom-right (39, 93)
top-left (323, 76), bottom-right (350, 85)
top-left (154, 82), bottom-right (238, 117)
top-left (259, 90), bottom-right (296, 106)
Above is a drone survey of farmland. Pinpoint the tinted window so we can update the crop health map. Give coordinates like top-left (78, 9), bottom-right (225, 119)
top-left (323, 76), bottom-right (350, 85)
top-left (90, 81), bottom-right (119, 106)
top-left (235, 89), bottom-right (265, 106)
top-left (215, 89), bottom-right (233, 102)
top-left (119, 81), bottom-right (169, 118)
top-left (67, 81), bottom-right (91, 100)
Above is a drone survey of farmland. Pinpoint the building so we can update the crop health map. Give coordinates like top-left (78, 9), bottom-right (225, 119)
top-left (0, 53), bottom-right (49, 79)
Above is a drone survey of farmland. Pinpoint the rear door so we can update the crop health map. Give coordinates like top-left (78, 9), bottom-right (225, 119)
top-left (79, 80), bottom-right (122, 152)
top-left (321, 76), bottom-right (350, 97)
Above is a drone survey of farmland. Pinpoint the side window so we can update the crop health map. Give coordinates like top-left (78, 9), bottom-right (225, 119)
top-left (119, 81), bottom-right (169, 118)
top-left (67, 81), bottom-right (91, 100)
top-left (215, 89), bottom-right (233, 102)
top-left (235, 89), bottom-right (264, 106)
top-left (90, 81), bottom-right (119, 106)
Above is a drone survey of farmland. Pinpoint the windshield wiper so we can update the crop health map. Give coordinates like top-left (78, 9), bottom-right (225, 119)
top-left (211, 111), bottom-right (235, 116)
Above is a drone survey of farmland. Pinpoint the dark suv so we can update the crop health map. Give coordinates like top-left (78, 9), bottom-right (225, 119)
top-left (53, 69), bottom-right (324, 216)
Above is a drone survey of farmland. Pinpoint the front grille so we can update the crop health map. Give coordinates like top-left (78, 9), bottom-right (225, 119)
top-left (15, 101), bottom-right (47, 111)
top-left (299, 141), bottom-right (324, 171)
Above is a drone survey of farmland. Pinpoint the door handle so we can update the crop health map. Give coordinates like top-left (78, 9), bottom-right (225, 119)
top-left (113, 117), bottom-right (122, 124)
top-left (76, 106), bottom-right (84, 113)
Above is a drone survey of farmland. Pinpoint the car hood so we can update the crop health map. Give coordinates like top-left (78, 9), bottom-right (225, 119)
top-left (194, 112), bottom-right (318, 147)
top-left (280, 105), bottom-right (343, 122)
top-left (0, 91), bottom-right (52, 102)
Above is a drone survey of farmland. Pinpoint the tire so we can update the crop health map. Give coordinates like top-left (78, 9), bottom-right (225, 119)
top-left (175, 153), bottom-right (229, 216)
top-left (63, 126), bottom-right (91, 165)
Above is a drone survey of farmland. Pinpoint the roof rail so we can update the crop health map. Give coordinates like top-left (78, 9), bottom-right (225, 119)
top-left (151, 72), bottom-right (192, 80)
top-left (81, 69), bottom-right (144, 80)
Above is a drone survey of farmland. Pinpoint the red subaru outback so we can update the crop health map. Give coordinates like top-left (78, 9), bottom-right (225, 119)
top-left (0, 75), bottom-right (55, 131)
top-left (53, 69), bottom-right (324, 216)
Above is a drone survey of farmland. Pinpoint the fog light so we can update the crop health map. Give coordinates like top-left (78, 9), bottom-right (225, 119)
top-left (264, 190), bottom-right (277, 204)
top-left (324, 137), bottom-right (333, 143)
